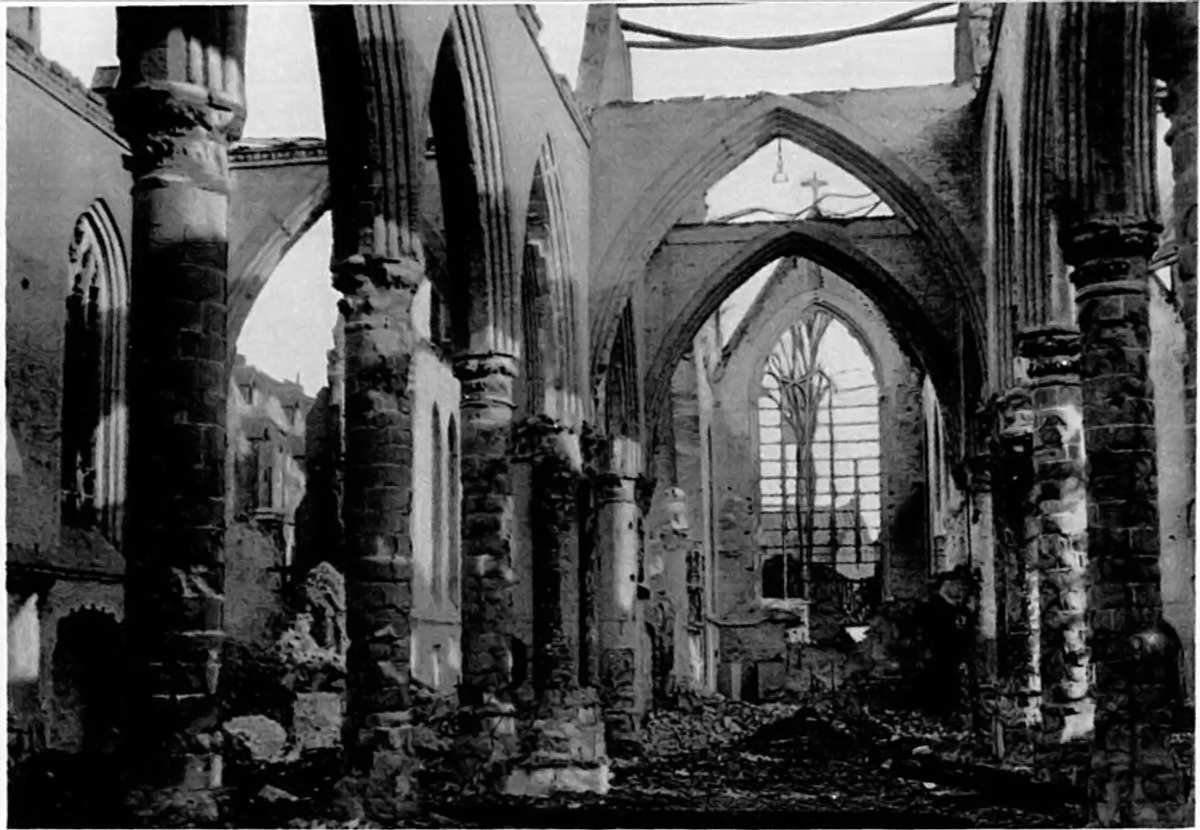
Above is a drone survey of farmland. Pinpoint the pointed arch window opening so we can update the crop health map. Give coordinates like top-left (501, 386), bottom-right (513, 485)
top-left (61, 203), bottom-right (128, 546)
top-left (757, 309), bottom-right (882, 603)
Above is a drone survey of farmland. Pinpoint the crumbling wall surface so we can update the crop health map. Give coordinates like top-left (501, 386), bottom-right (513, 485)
top-left (39, 577), bottom-right (124, 754)
top-left (225, 522), bottom-right (288, 646)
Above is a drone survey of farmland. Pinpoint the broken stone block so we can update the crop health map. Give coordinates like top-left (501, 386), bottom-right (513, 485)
top-left (293, 691), bottom-right (344, 750)
top-left (257, 784), bottom-right (299, 804)
top-left (504, 763), bottom-right (612, 797)
top-left (224, 714), bottom-right (288, 763)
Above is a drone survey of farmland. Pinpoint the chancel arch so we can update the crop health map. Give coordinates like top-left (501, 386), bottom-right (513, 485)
top-left (641, 221), bottom-right (959, 449)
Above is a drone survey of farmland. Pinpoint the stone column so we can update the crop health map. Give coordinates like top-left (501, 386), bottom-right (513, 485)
top-left (453, 353), bottom-right (521, 786)
top-left (1065, 224), bottom-right (1188, 824)
top-left (1058, 5), bottom-right (1191, 823)
top-left (592, 437), bottom-right (646, 756)
top-left (521, 417), bottom-right (581, 694)
top-left (964, 452), bottom-right (998, 732)
top-left (990, 387), bottom-right (1041, 760)
top-left (332, 254), bottom-right (425, 820)
top-left (1016, 326), bottom-right (1092, 789)
top-left (108, 8), bottom-right (245, 823)
top-left (505, 416), bottom-right (609, 796)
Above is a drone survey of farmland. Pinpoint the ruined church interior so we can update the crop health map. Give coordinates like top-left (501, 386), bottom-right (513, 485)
top-left (4, 2), bottom-right (1197, 827)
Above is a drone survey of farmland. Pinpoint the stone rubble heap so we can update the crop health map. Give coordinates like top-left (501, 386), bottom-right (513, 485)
top-left (642, 695), bottom-right (803, 759)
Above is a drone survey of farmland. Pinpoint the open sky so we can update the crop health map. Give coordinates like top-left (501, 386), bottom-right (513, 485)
top-left (36, 3), bottom-right (961, 394)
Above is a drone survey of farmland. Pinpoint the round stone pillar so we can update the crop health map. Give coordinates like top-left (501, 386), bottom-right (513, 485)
top-left (585, 431), bottom-right (648, 756)
top-left (519, 416), bottom-right (581, 693)
top-left (505, 416), bottom-right (609, 797)
top-left (1065, 222), bottom-right (1188, 825)
top-left (453, 353), bottom-right (521, 788)
top-left (332, 254), bottom-right (425, 821)
top-left (989, 386), bottom-right (1041, 759)
top-left (108, 8), bottom-right (245, 823)
top-left (1016, 326), bottom-right (1092, 790)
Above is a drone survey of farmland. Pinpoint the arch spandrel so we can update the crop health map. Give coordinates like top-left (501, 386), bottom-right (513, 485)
top-left (590, 88), bottom-right (986, 405)
top-left (227, 144), bottom-right (331, 344)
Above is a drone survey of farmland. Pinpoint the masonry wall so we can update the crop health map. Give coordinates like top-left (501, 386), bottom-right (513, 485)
top-left (6, 34), bottom-right (134, 760)
top-left (6, 36), bottom-right (131, 557)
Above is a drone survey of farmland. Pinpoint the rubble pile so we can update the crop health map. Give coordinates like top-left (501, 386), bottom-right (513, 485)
top-left (643, 695), bottom-right (802, 758)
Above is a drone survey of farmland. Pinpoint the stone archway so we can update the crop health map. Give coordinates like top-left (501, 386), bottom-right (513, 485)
top-left (641, 220), bottom-right (965, 446)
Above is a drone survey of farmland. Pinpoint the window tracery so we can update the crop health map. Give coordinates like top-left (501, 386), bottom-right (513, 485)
top-left (757, 309), bottom-right (881, 603)
top-left (61, 203), bottom-right (127, 544)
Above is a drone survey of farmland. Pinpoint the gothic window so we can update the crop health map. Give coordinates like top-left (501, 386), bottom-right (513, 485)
top-left (60, 202), bottom-right (128, 543)
top-left (757, 309), bottom-right (881, 602)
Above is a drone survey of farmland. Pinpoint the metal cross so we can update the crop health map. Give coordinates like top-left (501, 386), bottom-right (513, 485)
top-left (800, 171), bottom-right (828, 214)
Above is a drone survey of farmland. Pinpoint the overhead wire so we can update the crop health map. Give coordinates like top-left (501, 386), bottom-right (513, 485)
top-left (621, 3), bottom-right (955, 50)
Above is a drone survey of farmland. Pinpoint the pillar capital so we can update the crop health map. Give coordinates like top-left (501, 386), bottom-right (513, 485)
top-left (1016, 326), bottom-right (1082, 384)
top-left (332, 254), bottom-right (424, 297)
top-left (109, 7), bottom-right (247, 185)
top-left (513, 414), bottom-right (581, 468)
top-left (1062, 219), bottom-right (1160, 276)
top-left (453, 352), bottom-right (519, 381)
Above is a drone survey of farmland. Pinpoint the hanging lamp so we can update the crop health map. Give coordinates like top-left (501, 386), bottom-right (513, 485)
top-left (771, 138), bottom-right (789, 184)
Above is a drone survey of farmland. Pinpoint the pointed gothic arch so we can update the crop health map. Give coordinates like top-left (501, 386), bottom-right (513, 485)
top-left (643, 221), bottom-right (960, 449)
top-left (591, 93), bottom-right (986, 401)
top-left (425, 10), bottom-right (517, 356)
top-left (519, 138), bottom-right (579, 422)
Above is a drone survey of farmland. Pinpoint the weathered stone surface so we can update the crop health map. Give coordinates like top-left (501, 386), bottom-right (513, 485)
top-left (223, 715), bottom-right (288, 763)
top-left (293, 692), bottom-right (345, 751)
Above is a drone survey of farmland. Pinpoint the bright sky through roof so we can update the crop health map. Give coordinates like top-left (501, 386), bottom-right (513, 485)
top-left (36, 3), bottom-right (959, 394)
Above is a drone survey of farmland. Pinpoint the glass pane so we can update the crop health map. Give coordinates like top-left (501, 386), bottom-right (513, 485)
top-left (836, 423), bottom-right (881, 442)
